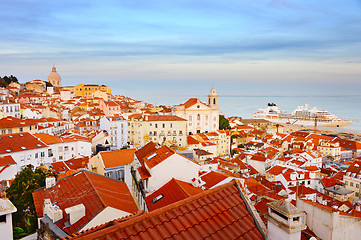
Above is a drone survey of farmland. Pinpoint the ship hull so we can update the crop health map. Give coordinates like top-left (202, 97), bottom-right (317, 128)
top-left (253, 117), bottom-right (353, 128)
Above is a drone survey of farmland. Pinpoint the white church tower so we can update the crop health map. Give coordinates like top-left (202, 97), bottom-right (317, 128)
top-left (208, 87), bottom-right (219, 109)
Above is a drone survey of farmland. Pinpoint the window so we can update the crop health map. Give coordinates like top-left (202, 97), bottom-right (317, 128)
top-left (59, 147), bottom-right (63, 152)
top-left (59, 156), bottom-right (63, 160)
top-left (345, 181), bottom-right (348, 185)
top-left (35, 153), bottom-right (38, 158)
top-left (163, 124), bottom-right (165, 128)
top-left (8, 129), bottom-right (12, 134)
top-left (155, 124), bottom-right (158, 128)
top-left (350, 182), bottom-right (354, 187)
top-left (1, 130), bottom-right (5, 134)
top-left (357, 184), bottom-right (360, 188)
top-left (356, 192), bottom-right (359, 197)
top-left (20, 127), bottom-right (23, 132)
top-left (118, 169), bottom-right (125, 182)
top-left (40, 152), bottom-right (45, 157)
top-left (197, 114), bottom-right (200, 121)
top-left (179, 131), bottom-right (182, 135)
top-left (64, 146), bottom-right (69, 152)
top-left (0, 215), bottom-right (6, 223)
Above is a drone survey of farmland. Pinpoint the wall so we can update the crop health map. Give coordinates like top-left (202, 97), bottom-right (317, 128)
top-left (296, 198), bottom-right (361, 240)
top-left (0, 214), bottom-right (13, 240)
top-left (147, 154), bottom-right (199, 193)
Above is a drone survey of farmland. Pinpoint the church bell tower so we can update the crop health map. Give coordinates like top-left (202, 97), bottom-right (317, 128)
top-left (208, 87), bottom-right (219, 109)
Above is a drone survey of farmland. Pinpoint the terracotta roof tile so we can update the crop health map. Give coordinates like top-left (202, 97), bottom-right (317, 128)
top-left (137, 166), bottom-right (151, 179)
top-left (145, 178), bottom-right (203, 211)
top-left (200, 171), bottom-right (229, 189)
top-left (0, 132), bottom-right (47, 154)
top-left (0, 155), bottom-right (16, 166)
top-left (143, 146), bottom-right (175, 169)
top-left (32, 171), bottom-right (138, 236)
top-left (64, 180), bottom-right (264, 240)
top-left (135, 142), bottom-right (157, 165)
top-left (99, 149), bottom-right (136, 168)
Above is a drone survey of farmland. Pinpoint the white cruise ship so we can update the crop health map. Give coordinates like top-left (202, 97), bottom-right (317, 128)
top-left (252, 103), bottom-right (353, 128)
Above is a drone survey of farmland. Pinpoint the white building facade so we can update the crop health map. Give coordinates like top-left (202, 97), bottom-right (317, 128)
top-left (173, 88), bottom-right (219, 135)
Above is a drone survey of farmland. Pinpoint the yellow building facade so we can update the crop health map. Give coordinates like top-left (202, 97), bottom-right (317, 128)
top-left (74, 84), bottom-right (111, 98)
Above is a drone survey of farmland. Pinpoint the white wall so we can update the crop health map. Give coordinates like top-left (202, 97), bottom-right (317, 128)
top-left (80, 207), bottom-right (130, 231)
top-left (297, 198), bottom-right (361, 240)
top-left (146, 154), bottom-right (199, 193)
top-left (0, 214), bottom-right (13, 240)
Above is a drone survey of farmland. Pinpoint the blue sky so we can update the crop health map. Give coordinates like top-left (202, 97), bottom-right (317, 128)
top-left (1, 0), bottom-right (361, 98)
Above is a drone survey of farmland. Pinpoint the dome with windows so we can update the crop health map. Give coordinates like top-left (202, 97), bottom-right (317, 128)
top-left (48, 66), bottom-right (61, 87)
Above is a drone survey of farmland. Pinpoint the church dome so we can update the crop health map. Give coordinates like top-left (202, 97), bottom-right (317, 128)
top-left (48, 66), bottom-right (61, 87)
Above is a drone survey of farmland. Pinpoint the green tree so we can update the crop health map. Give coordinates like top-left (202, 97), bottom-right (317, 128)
top-left (6, 165), bottom-right (56, 235)
top-left (2, 75), bottom-right (18, 85)
top-left (219, 115), bottom-right (230, 130)
top-left (0, 77), bottom-right (7, 87)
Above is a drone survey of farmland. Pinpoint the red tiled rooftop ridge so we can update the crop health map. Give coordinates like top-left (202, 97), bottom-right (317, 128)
top-left (64, 180), bottom-right (265, 240)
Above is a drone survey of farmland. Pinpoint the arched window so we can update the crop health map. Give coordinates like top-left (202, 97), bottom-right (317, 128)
top-left (213, 98), bottom-right (216, 105)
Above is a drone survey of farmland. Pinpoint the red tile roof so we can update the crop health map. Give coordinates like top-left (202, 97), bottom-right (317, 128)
top-left (32, 171), bottom-right (138, 236)
top-left (64, 180), bottom-right (264, 240)
top-left (187, 135), bottom-right (200, 145)
top-left (200, 171), bottom-right (230, 189)
top-left (34, 133), bottom-right (77, 144)
top-left (143, 145), bottom-right (175, 169)
top-left (99, 149), bottom-right (136, 168)
top-left (135, 141), bottom-right (157, 165)
top-left (0, 132), bottom-right (47, 154)
top-left (51, 156), bottom-right (90, 174)
top-left (0, 116), bottom-right (38, 128)
top-left (137, 165), bottom-right (151, 179)
top-left (0, 155), bottom-right (16, 166)
top-left (145, 178), bottom-right (203, 211)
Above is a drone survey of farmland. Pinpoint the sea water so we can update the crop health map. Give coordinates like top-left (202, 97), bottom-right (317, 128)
top-left (138, 95), bottom-right (361, 133)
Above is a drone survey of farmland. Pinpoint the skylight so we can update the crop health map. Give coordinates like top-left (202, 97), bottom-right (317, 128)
top-left (152, 194), bottom-right (164, 204)
top-left (37, 144), bottom-right (42, 147)
top-left (8, 135), bottom-right (13, 138)
top-left (19, 134), bottom-right (23, 137)
top-left (21, 147), bottom-right (26, 150)
top-left (6, 149), bottom-right (11, 152)
top-left (147, 153), bottom-right (157, 160)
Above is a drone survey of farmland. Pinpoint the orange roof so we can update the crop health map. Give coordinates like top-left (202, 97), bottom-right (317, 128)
top-left (143, 146), bottom-right (175, 169)
top-left (34, 133), bottom-right (76, 145)
top-left (0, 155), bottom-right (16, 166)
top-left (137, 165), bottom-right (151, 179)
top-left (267, 165), bottom-right (287, 175)
top-left (0, 116), bottom-right (38, 128)
top-left (32, 171), bottom-right (139, 236)
top-left (200, 171), bottom-right (229, 189)
top-left (135, 141), bottom-right (157, 165)
top-left (145, 178), bottom-right (203, 211)
top-left (180, 97), bottom-right (208, 109)
top-left (64, 180), bottom-right (264, 240)
top-left (187, 135), bottom-right (200, 145)
top-left (0, 132), bottom-right (47, 154)
top-left (99, 149), bottom-right (136, 168)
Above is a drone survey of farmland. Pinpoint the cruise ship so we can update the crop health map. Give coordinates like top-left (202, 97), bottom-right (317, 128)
top-left (252, 103), bottom-right (353, 128)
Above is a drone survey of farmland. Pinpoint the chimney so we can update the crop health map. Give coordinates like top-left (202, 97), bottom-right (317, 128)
top-left (266, 200), bottom-right (306, 240)
top-left (45, 177), bottom-right (56, 189)
top-left (65, 204), bottom-right (86, 225)
top-left (43, 199), bottom-right (63, 223)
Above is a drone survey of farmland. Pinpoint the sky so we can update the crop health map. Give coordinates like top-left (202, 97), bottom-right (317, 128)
top-left (1, 0), bottom-right (361, 98)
